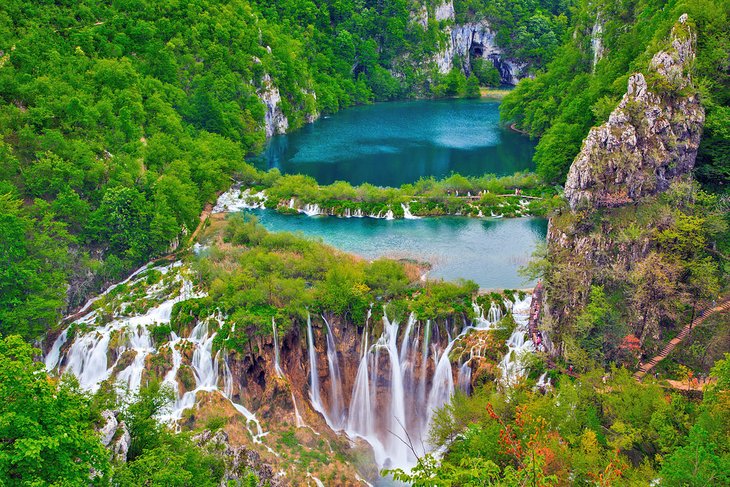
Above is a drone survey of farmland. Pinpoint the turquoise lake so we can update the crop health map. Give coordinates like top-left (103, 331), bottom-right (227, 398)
top-left (255, 99), bottom-right (536, 186)
top-left (243, 210), bottom-right (547, 290)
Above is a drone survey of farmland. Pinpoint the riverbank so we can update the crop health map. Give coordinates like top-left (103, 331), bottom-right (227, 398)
top-left (480, 88), bottom-right (512, 99)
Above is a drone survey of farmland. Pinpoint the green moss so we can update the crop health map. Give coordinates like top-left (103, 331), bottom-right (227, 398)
top-left (177, 365), bottom-right (196, 392)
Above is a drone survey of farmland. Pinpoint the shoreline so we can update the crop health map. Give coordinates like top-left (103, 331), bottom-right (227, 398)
top-left (509, 122), bottom-right (530, 135)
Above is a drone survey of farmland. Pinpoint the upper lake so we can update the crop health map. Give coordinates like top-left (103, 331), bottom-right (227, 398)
top-left (255, 99), bottom-right (536, 186)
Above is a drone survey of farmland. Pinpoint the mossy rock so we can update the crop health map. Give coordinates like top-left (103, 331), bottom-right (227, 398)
top-left (113, 350), bottom-right (137, 374)
top-left (177, 365), bottom-right (196, 393)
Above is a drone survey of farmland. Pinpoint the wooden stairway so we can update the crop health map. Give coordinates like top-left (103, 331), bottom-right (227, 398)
top-left (634, 299), bottom-right (730, 381)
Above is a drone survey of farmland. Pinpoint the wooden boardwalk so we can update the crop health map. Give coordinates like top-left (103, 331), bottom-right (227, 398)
top-left (633, 299), bottom-right (730, 381)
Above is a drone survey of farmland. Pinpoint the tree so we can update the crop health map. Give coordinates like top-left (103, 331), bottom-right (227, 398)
top-left (0, 193), bottom-right (69, 339)
top-left (660, 426), bottom-right (730, 486)
top-left (465, 73), bottom-right (481, 98)
top-left (533, 122), bottom-right (585, 183)
top-left (113, 382), bottom-right (225, 486)
top-left (471, 58), bottom-right (501, 87)
top-left (0, 335), bottom-right (108, 484)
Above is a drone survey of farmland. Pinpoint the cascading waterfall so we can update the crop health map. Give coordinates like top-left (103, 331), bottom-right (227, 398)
top-left (44, 329), bottom-right (67, 372)
top-left (115, 325), bottom-right (153, 393)
top-left (457, 360), bottom-right (472, 394)
top-left (425, 340), bottom-right (455, 428)
top-left (46, 263), bottom-right (265, 442)
top-left (346, 330), bottom-right (373, 438)
top-left (272, 318), bottom-right (284, 377)
top-left (307, 313), bottom-right (334, 430)
top-left (381, 314), bottom-right (409, 466)
top-left (488, 302), bottom-right (502, 323)
top-left (301, 203), bottom-right (322, 217)
top-left (499, 296), bottom-right (534, 385)
top-left (535, 372), bottom-right (551, 390)
top-left (320, 294), bottom-right (533, 471)
top-left (53, 257), bottom-right (541, 475)
top-left (323, 316), bottom-right (345, 429)
top-left (401, 203), bottom-right (420, 219)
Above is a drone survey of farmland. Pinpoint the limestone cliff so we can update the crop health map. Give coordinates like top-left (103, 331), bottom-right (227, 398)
top-left (257, 74), bottom-right (289, 138)
top-left (429, 1), bottom-right (524, 84)
top-left (564, 14), bottom-right (704, 210)
top-left (544, 15), bottom-right (706, 351)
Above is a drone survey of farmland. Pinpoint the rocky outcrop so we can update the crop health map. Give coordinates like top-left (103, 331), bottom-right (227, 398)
top-left (545, 15), bottom-right (705, 352)
top-left (437, 21), bottom-right (524, 84)
top-left (194, 429), bottom-right (280, 487)
top-left (257, 74), bottom-right (289, 138)
top-left (564, 14), bottom-right (704, 211)
top-left (434, 1), bottom-right (455, 22)
top-left (99, 410), bottom-right (131, 463)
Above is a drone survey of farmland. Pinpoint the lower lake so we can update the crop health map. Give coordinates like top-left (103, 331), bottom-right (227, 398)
top-left (242, 210), bottom-right (547, 289)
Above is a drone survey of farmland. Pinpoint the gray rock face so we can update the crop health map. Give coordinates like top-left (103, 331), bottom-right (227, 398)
top-left (257, 74), bottom-right (289, 138)
top-left (99, 410), bottom-right (131, 463)
top-left (434, 14), bottom-right (524, 85)
top-left (426, 0), bottom-right (523, 83)
top-left (434, 1), bottom-right (454, 22)
top-left (193, 429), bottom-right (280, 487)
top-left (564, 14), bottom-right (704, 210)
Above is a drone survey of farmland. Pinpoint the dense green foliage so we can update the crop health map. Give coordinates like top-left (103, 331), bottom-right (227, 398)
top-left (389, 357), bottom-right (730, 485)
top-left (238, 170), bottom-right (562, 218)
top-left (0, 335), bottom-right (108, 485)
top-left (501, 0), bottom-right (730, 186)
top-left (454, 0), bottom-right (572, 70)
top-left (111, 382), bottom-right (226, 486)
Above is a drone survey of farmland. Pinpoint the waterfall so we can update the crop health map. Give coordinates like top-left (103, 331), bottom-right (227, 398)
top-left (535, 372), bottom-right (551, 390)
top-left (272, 318), bottom-right (284, 377)
top-left (323, 316), bottom-right (345, 429)
top-left (426, 340), bottom-right (455, 427)
top-left (384, 209), bottom-right (395, 220)
top-left (499, 296), bottom-right (534, 385)
top-left (306, 313), bottom-right (328, 424)
top-left (115, 325), bottom-right (153, 393)
top-left (213, 188), bottom-right (267, 213)
top-left (63, 328), bottom-right (114, 391)
top-left (301, 203), bottom-right (322, 217)
top-left (47, 263), bottom-right (265, 443)
top-left (44, 329), bottom-right (68, 372)
top-left (381, 314), bottom-right (409, 465)
top-left (487, 302), bottom-right (502, 324)
top-left (458, 360), bottom-right (472, 394)
top-left (401, 203), bottom-right (420, 220)
top-left (346, 330), bottom-right (372, 437)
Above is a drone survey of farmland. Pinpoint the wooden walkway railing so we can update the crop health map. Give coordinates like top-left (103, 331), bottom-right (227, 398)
top-left (633, 299), bottom-right (730, 381)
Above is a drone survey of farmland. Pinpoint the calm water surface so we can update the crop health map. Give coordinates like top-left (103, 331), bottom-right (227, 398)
top-left (245, 210), bottom-right (547, 289)
top-left (255, 99), bottom-right (535, 186)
